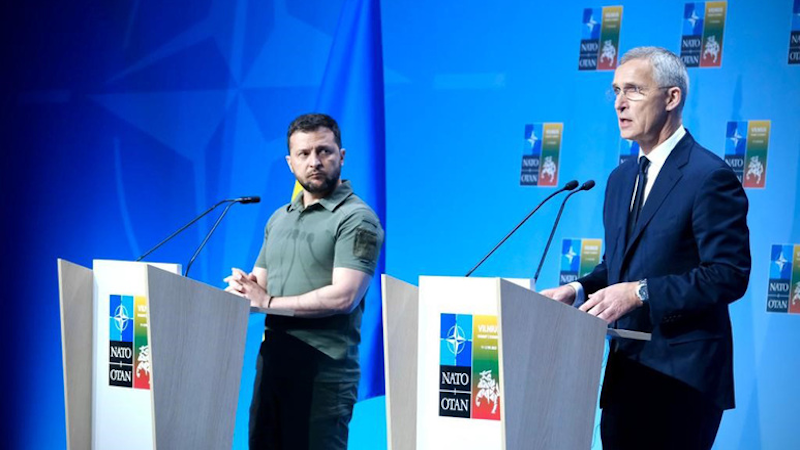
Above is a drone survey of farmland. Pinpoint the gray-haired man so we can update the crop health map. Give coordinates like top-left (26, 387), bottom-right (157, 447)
top-left (542, 47), bottom-right (750, 450)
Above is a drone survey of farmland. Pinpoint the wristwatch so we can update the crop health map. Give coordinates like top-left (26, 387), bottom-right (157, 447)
top-left (636, 279), bottom-right (649, 302)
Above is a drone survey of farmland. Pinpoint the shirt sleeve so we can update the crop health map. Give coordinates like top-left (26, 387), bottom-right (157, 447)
top-left (254, 213), bottom-right (276, 269)
top-left (568, 281), bottom-right (585, 304)
top-left (254, 225), bottom-right (268, 269)
top-left (333, 207), bottom-right (384, 275)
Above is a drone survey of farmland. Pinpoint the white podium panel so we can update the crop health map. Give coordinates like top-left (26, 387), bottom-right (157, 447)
top-left (383, 274), bottom-right (644, 450)
top-left (417, 276), bottom-right (504, 450)
top-left (92, 260), bottom-right (179, 450)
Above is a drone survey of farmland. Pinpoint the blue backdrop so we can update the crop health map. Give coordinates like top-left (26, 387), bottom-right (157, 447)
top-left (4, 0), bottom-right (799, 449)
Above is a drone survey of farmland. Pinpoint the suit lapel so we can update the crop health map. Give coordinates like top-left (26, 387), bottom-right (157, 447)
top-left (615, 160), bottom-right (638, 231)
top-left (623, 133), bottom-right (694, 258)
top-left (607, 159), bottom-right (638, 279)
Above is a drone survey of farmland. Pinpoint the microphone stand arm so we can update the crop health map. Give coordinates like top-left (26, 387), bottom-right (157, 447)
top-left (465, 186), bottom-right (570, 277)
top-left (136, 199), bottom-right (230, 262)
top-left (184, 201), bottom-right (237, 277)
top-left (532, 190), bottom-right (579, 284)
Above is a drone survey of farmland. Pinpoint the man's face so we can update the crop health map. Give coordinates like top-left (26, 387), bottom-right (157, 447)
top-left (286, 128), bottom-right (344, 196)
top-left (612, 59), bottom-right (670, 144)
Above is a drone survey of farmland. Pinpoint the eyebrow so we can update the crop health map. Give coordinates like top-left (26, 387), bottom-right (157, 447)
top-left (294, 144), bottom-right (335, 153)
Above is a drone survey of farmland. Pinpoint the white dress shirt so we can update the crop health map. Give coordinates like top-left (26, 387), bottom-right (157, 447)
top-left (566, 125), bottom-right (686, 303)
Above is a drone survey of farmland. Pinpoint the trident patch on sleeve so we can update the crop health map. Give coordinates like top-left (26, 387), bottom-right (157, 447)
top-left (354, 227), bottom-right (379, 261)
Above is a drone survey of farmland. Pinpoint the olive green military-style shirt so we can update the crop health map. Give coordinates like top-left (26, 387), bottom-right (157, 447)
top-left (255, 180), bottom-right (383, 382)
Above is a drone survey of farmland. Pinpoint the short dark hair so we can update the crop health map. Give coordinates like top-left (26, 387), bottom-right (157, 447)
top-left (287, 113), bottom-right (342, 152)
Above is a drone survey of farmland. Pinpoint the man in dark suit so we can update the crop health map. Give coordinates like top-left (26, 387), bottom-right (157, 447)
top-left (541, 47), bottom-right (750, 450)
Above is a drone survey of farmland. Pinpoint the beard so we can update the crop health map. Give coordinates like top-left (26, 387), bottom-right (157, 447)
top-left (298, 165), bottom-right (341, 196)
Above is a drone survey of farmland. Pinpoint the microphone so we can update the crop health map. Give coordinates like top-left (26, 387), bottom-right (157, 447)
top-left (136, 196), bottom-right (260, 263)
top-left (465, 180), bottom-right (579, 277)
top-left (234, 196), bottom-right (260, 204)
top-left (532, 180), bottom-right (595, 285)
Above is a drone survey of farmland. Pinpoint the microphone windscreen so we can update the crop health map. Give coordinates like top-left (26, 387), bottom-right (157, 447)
top-left (564, 180), bottom-right (579, 190)
top-left (581, 180), bottom-right (596, 191)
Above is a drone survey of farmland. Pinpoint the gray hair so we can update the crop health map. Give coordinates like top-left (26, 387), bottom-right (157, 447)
top-left (620, 46), bottom-right (689, 111)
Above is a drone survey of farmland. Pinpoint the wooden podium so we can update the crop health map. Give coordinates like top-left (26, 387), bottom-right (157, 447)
top-left (57, 259), bottom-right (291, 450)
top-left (382, 275), bottom-right (646, 450)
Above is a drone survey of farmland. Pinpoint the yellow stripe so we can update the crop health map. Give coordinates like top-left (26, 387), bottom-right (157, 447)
top-left (291, 180), bottom-right (303, 201)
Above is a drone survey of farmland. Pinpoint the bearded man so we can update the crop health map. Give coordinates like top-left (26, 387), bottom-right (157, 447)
top-left (225, 113), bottom-right (384, 450)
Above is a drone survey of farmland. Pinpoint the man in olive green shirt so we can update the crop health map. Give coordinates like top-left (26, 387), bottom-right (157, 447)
top-left (225, 113), bottom-right (383, 450)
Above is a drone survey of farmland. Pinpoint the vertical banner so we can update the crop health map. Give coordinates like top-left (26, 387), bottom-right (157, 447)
top-left (109, 295), bottom-right (135, 388)
top-left (681, 2), bottom-right (727, 67)
top-left (560, 238), bottom-right (603, 284)
top-left (109, 295), bottom-right (149, 390)
top-left (471, 315), bottom-right (500, 421)
top-left (597, 6), bottom-right (623, 71)
top-left (579, 6), bottom-right (623, 71)
top-left (724, 120), bottom-right (770, 188)
top-left (793, 247), bottom-right (800, 314)
top-left (539, 123), bottom-right (562, 187)
top-left (743, 120), bottom-right (770, 188)
top-left (700, 1), bottom-right (727, 67)
top-left (767, 244), bottom-right (800, 314)
top-left (133, 296), bottom-right (150, 390)
top-left (439, 314), bottom-right (473, 419)
top-left (790, 0), bottom-right (800, 64)
top-left (724, 121), bottom-right (747, 182)
top-left (520, 123), bottom-right (562, 187)
top-left (681, 2), bottom-right (705, 67)
top-left (579, 8), bottom-right (602, 70)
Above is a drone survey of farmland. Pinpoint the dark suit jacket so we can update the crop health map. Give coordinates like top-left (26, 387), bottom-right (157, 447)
top-left (579, 131), bottom-right (750, 410)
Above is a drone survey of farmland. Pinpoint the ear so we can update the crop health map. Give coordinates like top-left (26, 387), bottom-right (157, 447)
top-left (665, 87), bottom-right (682, 112)
top-left (285, 155), bottom-right (294, 173)
top-left (339, 148), bottom-right (346, 166)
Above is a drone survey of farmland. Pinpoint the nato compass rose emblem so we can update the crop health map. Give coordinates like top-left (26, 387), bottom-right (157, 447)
top-left (729, 127), bottom-right (743, 149)
top-left (775, 251), bottom-right (788, 273)
top-left (527, 128), bottom-right (539, 150)
top-left (564, 245), bottom-right (577, 265)
top-left (446, 324), bottom-right (468, 356)
top-left (113, 304), bottom-right (131, 333)
top-left (687, 9), bottom-right (700, 30)
top-left (585, 15), bottom-right (598, 34)
top-left (440, 313), bottom-right (473, 367)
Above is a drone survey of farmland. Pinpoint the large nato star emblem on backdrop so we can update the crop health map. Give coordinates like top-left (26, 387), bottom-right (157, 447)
top-left (91, 0), bottom-right (335, 159)
top-left (82, 0), bottom-right (338, 257)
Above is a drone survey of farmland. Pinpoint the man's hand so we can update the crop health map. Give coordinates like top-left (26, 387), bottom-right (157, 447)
top-left (579, 281), bottom-right (642, 323)
top-left (224, 268), bottom-right (269, 308)
top-left (539, 285), bottom-right (577, 306)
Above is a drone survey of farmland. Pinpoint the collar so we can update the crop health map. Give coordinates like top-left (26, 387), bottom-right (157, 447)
top-left (287, 180), bottom-right (353, 212)
top-left (639, 125), bottom-right (685, 167)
